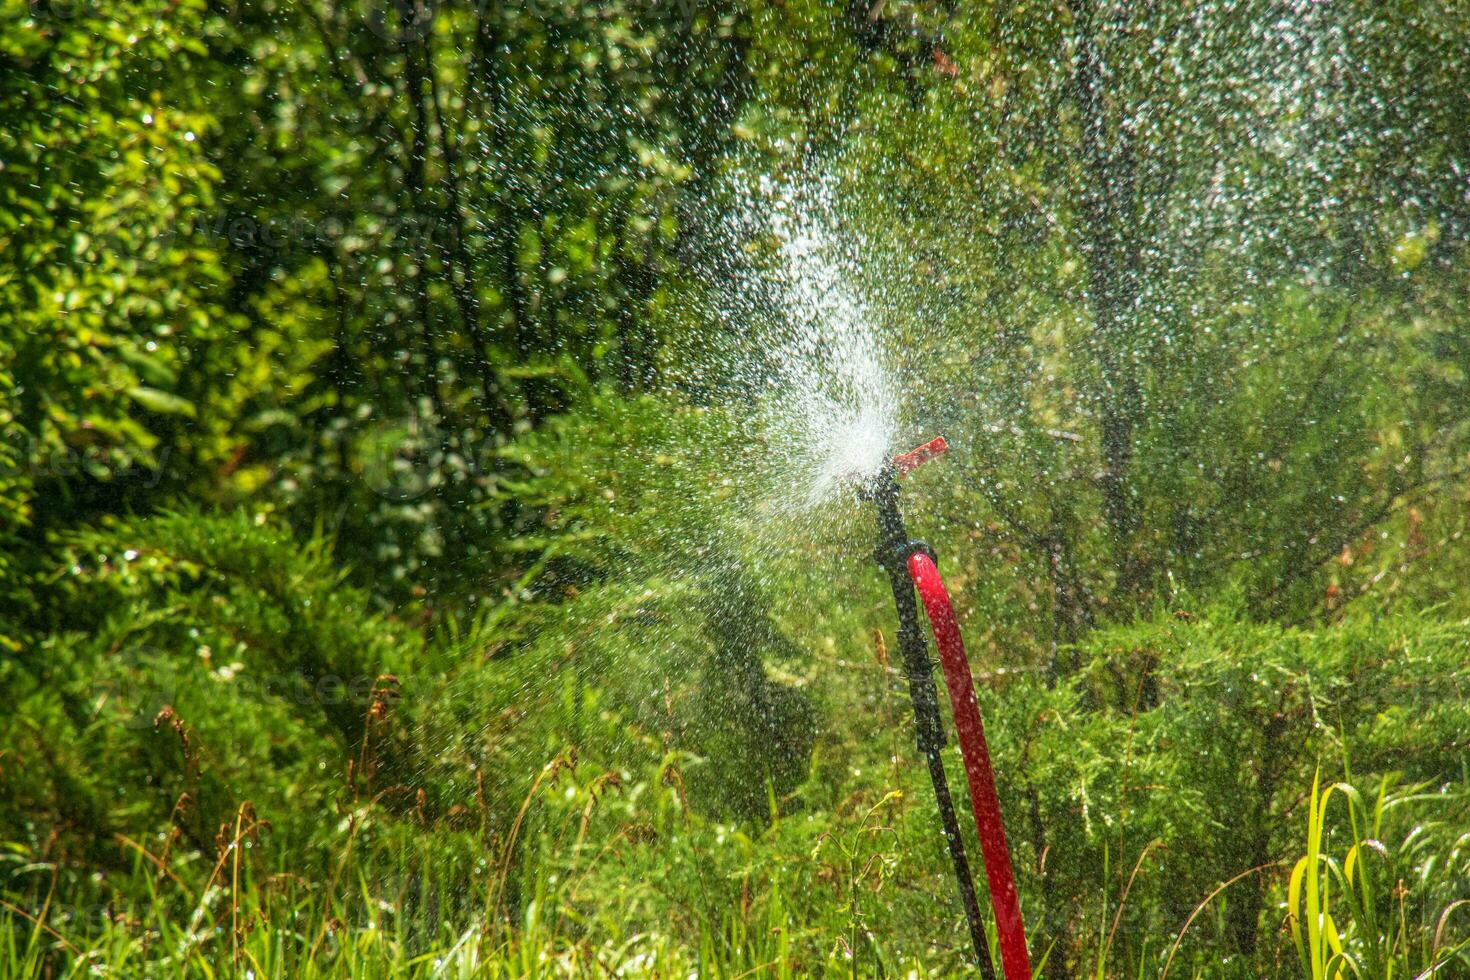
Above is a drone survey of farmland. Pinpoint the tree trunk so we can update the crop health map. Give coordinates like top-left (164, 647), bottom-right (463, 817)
top-left (1067, 0), bottom-right (1147, 603)
top-left (403, 41), bottom-right (448, 426)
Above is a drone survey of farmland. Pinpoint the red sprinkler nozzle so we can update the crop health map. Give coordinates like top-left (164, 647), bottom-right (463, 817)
top-left (893, 435), bottom-right (949, 477)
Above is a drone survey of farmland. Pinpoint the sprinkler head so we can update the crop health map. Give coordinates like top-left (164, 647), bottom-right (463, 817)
top-left (893, 435), bottom-right (949, 478)
top-left (857, 436), bottom-right (949, 504)
top-left (861, 436), bottom-right (948, 575)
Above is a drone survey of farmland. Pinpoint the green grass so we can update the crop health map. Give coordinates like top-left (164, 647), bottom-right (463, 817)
top-left (8, 516), bottom-right (1470, 979)
top-left (1288, 770), bottom-right (1470, 980)
top-left (6, 757), bottom-right (1469, 978)
top-left (0, 758), bottom-right (945, 978)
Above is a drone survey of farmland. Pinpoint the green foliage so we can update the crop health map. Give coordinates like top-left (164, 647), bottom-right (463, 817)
top-left (0, 0), bottom-right (229, 496)
top-left (7, 602), bottom-right (1470, 976)
top-left (3, 509), bottom-right (420, 861)
top-left (477, 390), bottom-right (816, 818)
top-left (991, 607), bottom-right (1470, 974)
top-left (167, 0), bottom-right (757, 599)
top-left (814, 0), bottom-right (1470, 624)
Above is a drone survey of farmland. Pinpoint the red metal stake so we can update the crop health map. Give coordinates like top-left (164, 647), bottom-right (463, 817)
top-left (908, 551), bottom-right (1032, 980)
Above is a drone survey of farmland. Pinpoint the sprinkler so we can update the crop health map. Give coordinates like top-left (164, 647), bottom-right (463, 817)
top-left (862, 436), bottom-right (1031, 980)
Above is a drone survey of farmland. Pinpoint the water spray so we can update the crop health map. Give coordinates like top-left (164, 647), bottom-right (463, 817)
top-left (862, 436), bottom-right (1031, 980)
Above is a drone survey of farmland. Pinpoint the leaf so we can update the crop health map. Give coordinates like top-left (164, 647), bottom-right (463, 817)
top-left (126, 386), bottom-right (195, 418)
top-left (118, 347), bottom-right (178, 387)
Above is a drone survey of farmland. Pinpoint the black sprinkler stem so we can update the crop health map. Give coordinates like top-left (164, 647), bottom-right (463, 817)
top-left (866, 468), bottom-right (997, 979)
